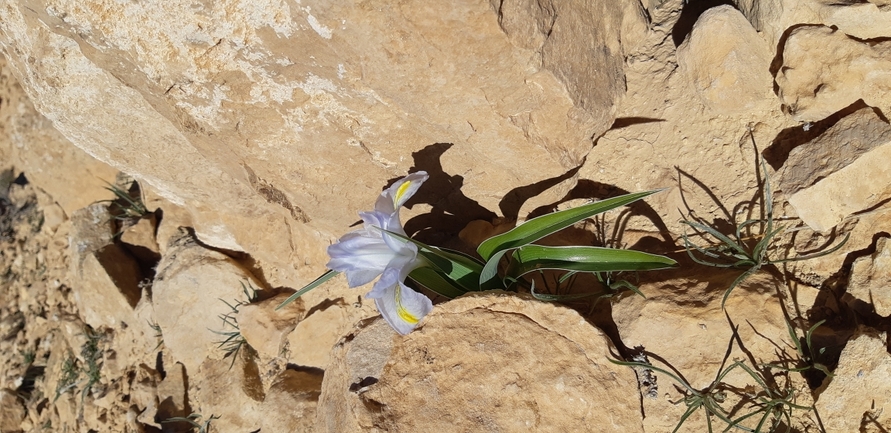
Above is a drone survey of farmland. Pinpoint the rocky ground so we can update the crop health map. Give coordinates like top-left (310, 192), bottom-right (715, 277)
top-left (1, 0), bottom-right (890, 432)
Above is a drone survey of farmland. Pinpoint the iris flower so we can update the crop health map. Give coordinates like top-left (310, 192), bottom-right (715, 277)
top-left (326, 171), bottom-right (433, 334)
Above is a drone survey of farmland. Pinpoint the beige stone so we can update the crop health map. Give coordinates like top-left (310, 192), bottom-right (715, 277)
top-left (192, 353), bottom-right (264, 431)
top-left (130, 364), bottom-right (162, 429)
top-left (849, 237), bottom-right (891, 317)
top-left (493, 0), bottom-right (625, 141)
top-left (284, 271), bottom-right (381, 369)
top-left (156, 362), bottom-right (189, 423)
top-left (777, 26), bottom-right (891, 122)
top-left (0, 0), bottom-right (627, 282)
top-left (786, 207), bottom-right (889, 286)
top-left (151, 232), bottom-right (265, 373)
top-left (315, 318), bottom-right (397, 433)
top-left (777, 106), bottom-right (891, 196)
top-left (258, 368), bottom-right (323, 432)
top-left (235, 292), bottom-right (304, 360)
top-left (676, 6), bottom-right (773, 116)
top-left (287, 300), bottom-right (368, 369)
top-left (68, 204), bottom-right (145, 330)
top-left (815, 328), bottom-right (891, 432)
top-left (789, 141), bottom-right (891, 232)
top-left (0, 389), bottom-right (25, 433)
top-left (74, 245), bottom-right (145, 329)
top-left (612, 270), bottom-right (792, 431)
top-left (119, 215), bottom-right (161, 266)
top-left (359, 292), bottom-right (642, 432)
top-left (743, 0), bottom-right (891, 47)
top-left (0, 57), bottom-right (118, 216)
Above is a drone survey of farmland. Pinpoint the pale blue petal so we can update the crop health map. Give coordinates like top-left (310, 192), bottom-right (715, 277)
top-left (360, 210), bottom-right (411, 253)
top-left (375, 171), bottom-right (429, 214)
top-left (358, 210), bottom-right (389, 231)
top-left (368, 281), bottom-right (433, 335)
top-left (326, 229), bottom-right (394, 287)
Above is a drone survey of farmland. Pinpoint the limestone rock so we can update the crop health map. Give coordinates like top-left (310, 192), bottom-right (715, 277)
top-left (493, 0), bottom-right (626, 140)
top-left (192, 352), bottom-right (264, 431)
top-left (236, 292), bottom-right (305, 360)
top-left (68, 204), bottom-right (145, 330)
top-left (156, 362), bottom-right (189, 422)
top-left (848, 237), bottom-right (891, 317)
top-left (788, 141), bottom-right (891, 232)
top-left (806, 1), bottom-right (891, 40)
top-left (788, 209), bottom-right (890, 292)
top-left (0, 0), bottom-right (627, 278)
top-left (777, 26), bottom-right (891, 122)
top-left (676, 5), bottom-right (773, 116)
top-left (0, 389), bottom-right (25, 433)
top-left (0, 57), bottom-right (118, 216)
top-left (815, 328), bottom-right (891, 432)
top-left (362, 292), bottom-right (643, 432)
top-left (258, 368), bottom-right (323, 432)
top-left (120, 215), bottom-right (161, 266)
top-left (315, 318), bottom-right (396, 432)
top-left (746, 0), bottom-right (891, 47)
top-left (141, 186), bottom-right (193, 257)
top-left (130, 364), bottom-right (163, 429)
top-left (287, 298), bottom-right (372, 370)
top-left (151, 232), bottom-right (264, 373)
top-left (68, 203), bottom-right (115, 258)
top-left (776, 106), bottom-right (891, 196)
top-left (612, 270), bottom-right (791, 432)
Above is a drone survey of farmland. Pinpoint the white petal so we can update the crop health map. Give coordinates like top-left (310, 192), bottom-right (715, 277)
top-left (326, 229), bottom-right (394, 287)
top-left (369, 282), bottom-right (433, 335)
top-left (375, 171), bottom-right (429, 213)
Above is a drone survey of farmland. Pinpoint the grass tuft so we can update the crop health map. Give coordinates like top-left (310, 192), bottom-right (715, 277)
top-left (680, 158), bottom-right (848, 309)
top-left (212, 281), bottom-right (259, 368)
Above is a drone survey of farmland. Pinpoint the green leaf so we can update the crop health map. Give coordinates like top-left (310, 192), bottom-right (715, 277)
top-left (477, 190), bottom-right (663, 261)
top-left (408, 267), bottom-right (467, 299)
top-left (504, 245), bottom-right (676, 279)
top-left (478, 249), bottom-right (509, 290)
top-left (276, 270), bottom-right (339, 310)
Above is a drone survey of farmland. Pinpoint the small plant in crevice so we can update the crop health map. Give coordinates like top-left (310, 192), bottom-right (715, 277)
top-left (611, 336), bottom-right (813, 433)
top-left (53, 327), bottom-right (106, 403)
top-left (148, 319), bottom-right (164, 351)
top-left (21, 349), bottom-right (36, 366)
top-left (54, 355), bottom-right (80, 402)
top-left (213, 281), bottom-right (259, 368)
top-left (277, 171), bottom-right (677, 335)
top-left (162, 413), bottom-right (220, 433)
top-left (80, 327), bottom-right (105, 402)
top-left (96, 177), bottom-right (152, 237)
top-left (766, 318), bottom-right (834, 389)
top-left (680, 157), bottom-right (849, 309)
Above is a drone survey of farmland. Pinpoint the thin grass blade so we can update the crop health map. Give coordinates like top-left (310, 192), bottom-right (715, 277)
top-left (276, 270), bottom-right (339, 310)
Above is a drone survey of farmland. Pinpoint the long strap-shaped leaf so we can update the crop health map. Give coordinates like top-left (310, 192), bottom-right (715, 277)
top-left (408, 267), bottom-right (468, 299)
top-left (276, 269), bottom-right (340, 310)
top-left (505, 245), bottom-right (677, 279)
top-left (477, 190), bottom-right (662, 261)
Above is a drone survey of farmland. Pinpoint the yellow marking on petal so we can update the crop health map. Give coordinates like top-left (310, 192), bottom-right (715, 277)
top-left (393, 180), bottom-right (413, 207)
top-left (395, 284), bottom-right (420, 325)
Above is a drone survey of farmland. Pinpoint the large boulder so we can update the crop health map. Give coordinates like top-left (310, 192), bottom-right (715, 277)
top-left (0, 0), bottom-right (628, 283)
top-left (319, 292), bottom-right (643, 432)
